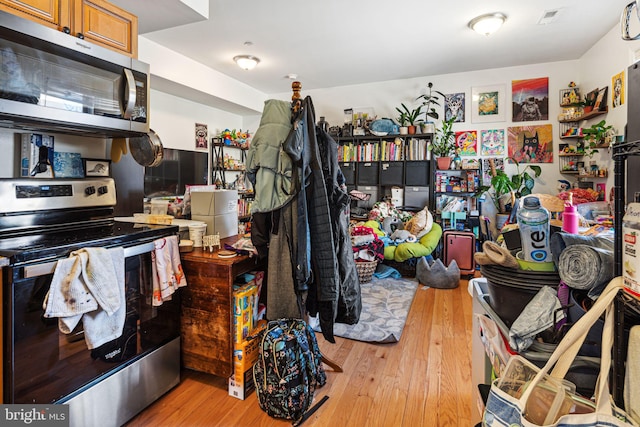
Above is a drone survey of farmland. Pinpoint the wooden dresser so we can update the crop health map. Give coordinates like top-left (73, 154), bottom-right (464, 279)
top-left (180, 237), bottom-right (264, 377)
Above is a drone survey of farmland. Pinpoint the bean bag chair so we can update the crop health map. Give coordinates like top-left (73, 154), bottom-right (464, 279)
top-left (384, 223), bottom-right (443, 262)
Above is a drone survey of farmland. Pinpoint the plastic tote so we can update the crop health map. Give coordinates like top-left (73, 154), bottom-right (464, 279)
top-left (482, 277), bottom-right (639, 427)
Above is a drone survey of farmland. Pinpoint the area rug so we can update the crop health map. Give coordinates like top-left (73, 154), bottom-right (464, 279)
top-left (311, 277), bottom-right (420, 343)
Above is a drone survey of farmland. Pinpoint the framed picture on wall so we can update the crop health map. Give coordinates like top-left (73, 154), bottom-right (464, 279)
top-left (84, 158), bottom-right (111, 177)
top-left (471, 84), bottom-right (506, 123)
top-left (594, 86), bottom-right (608, 111)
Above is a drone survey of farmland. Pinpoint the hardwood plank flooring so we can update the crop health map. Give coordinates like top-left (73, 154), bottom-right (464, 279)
top-left (125, 277), bottom-right (476, 427)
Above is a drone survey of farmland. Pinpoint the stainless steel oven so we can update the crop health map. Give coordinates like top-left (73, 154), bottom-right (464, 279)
top-left (0, 178), bottom-right (180, 427)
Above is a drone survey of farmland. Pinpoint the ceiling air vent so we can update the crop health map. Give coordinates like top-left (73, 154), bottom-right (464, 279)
top-left (538, 9), bottom-right (560, 25)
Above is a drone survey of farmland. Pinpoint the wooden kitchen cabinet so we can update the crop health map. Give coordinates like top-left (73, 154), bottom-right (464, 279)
top-left (180, 240), bottom-right (264, 378)
top-left (74, 0), bottom-right (137, 57)
top-left (0, 0), bottom-right (137, 57)
top-left (0, 0), bottom-right (69, 29)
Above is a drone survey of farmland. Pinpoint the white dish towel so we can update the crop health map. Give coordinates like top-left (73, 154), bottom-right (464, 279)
top-left (152, 235), bottom-right (187, 306)
top-left (43, 247), bottom-right (125, 349)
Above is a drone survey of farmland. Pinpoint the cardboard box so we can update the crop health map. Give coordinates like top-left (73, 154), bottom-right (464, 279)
top-left (228, 320), bottom-right (266, 400)
top-left (190, 190), bottom-right (239, 238)
top-left (191, 212), bottom-right (238, 239)
top-left (233, 283), bottom-right (257, 344)
top-left (623, 203), bottom-right (640, 298)
top-left (19, 133), bottom-right (54, 177)
top-left (228, 369), bottom-right (255, 400)
top-left (191, 190), bottom-right (238, 216)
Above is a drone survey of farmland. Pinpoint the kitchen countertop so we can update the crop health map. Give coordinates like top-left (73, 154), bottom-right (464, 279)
top-left (0, 256), bottom-right (8, 267)
top-left (115, 216), bottom-right (205, 231)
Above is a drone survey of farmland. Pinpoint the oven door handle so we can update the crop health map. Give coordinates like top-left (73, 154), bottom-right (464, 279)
top-left (23, 242), bottom-right (156, 278)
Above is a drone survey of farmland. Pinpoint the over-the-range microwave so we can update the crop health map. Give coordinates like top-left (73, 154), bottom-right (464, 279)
top-left (0, 10), bottom-right (149, 138)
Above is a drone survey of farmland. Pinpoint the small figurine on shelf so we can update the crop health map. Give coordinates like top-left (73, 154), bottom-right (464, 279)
top-left (452, 148), bottom-right (462, 170)
top-left (220, 129), bottom-right (234, 145)
top-left (235, 129), bottom-right (250, 148)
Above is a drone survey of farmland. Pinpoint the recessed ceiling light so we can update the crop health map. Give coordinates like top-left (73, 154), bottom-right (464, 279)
top-left (285, 73), bottom-right (298, 80)
top-left (233, 55), bottom-right (260, 70)
top-left (468, 12), bottom-right (507, 36)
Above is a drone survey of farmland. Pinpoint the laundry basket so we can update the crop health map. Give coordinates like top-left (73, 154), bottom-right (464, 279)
top-left (356, 261), bottom-right (377, 283)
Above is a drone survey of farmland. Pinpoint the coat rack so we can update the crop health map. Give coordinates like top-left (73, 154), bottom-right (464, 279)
top-left (291, 81), bottom-right (343, 373)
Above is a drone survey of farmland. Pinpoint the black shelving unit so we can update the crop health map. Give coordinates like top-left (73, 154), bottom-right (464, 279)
top-left (612, 138), bottom-right (640, 407)
top-left (336, 133), bottom-right (434, 210)
top-left (211, 137), bottom-right (248, 187)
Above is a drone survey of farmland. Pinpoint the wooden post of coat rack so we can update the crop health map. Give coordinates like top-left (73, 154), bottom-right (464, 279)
top-left (291, 81), bottom-right (343, 373)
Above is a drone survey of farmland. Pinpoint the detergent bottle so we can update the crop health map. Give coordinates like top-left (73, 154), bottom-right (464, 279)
top-left (561, 193), bottom-right (579, 234)
top-left (517, 195), bottom-right (551, 262)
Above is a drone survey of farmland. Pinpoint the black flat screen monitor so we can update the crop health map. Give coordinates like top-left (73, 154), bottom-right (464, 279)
top-left (144, 148), bottom-right (208, 197)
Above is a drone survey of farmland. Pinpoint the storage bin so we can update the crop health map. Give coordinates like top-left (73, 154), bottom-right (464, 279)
top-left (150, 199), bottom-right (169, 215)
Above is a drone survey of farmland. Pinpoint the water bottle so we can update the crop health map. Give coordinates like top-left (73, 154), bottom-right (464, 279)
top-left (561, 196), bottom-right (579, 234)
top-left (517, 196), bottom-right (551, 262)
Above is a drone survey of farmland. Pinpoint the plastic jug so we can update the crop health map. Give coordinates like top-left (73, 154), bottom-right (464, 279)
top-left (517, 196), bottom-right (551, 262)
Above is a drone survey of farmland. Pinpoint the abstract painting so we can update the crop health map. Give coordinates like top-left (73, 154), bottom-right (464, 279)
top-left (455, 130), bottom-right (477, 156)
top-left (482, 157), bottom-right (504, 185)
top-left (512, 77), bottom-right (549, 121)
top-left (53, 152), bottom-right (84, 178)
top-left (471, 85), bottom-right (506, 123)
top-left (507, 124), bottom-right (554, 163)
top-left (444, 92), bottom-right (465, 122)
top-left (480, 129), bottom-right (505, 156)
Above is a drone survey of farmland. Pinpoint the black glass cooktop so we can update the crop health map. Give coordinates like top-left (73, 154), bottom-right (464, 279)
top-left (0, 220), bottom-right (178, 265)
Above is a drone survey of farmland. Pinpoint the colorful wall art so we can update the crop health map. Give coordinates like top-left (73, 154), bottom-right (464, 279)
top-left (444, 93), bottom-right (465, 122)
top-left (507, 124), bottom-right (553, 163)
top-left (512, 77), bottom-right (549, 122)
top-left (480, 129), bottom-right (505, 156)
top-left (455, 130), bottom-right (477, 156)
top-left (471, 85), bottom-right (505, 123)
top-left (482, 157), bottom-right (505, 185)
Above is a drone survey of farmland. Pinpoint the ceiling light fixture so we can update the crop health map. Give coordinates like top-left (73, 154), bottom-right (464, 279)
top-left (233, 55), bottom-right (260, 70)
top-left (468, 12), bottom-right (507, 36)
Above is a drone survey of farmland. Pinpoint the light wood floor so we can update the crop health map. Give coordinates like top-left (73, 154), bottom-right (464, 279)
top-left (126, 277), bottom-right (476, 427)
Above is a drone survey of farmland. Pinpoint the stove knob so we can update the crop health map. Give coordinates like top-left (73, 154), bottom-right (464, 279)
top-left (85, 186), bottom-right (96, 196)
top-left (98, 186), bottom-right (109, 195)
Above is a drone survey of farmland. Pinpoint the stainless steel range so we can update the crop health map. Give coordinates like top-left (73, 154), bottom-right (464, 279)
top-left (0, 178), bottom-right (181, 427)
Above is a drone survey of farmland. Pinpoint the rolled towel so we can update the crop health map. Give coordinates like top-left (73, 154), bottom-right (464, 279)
top-left (557, 244), bottom-right (614, 297)
top-left (549, 231), bottom-right (613, 265)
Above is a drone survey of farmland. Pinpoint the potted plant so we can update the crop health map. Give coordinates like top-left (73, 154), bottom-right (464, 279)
top-left (430, 117), bottom-right (456, 169)
top-left (396, 108), bottom-right (409, 135)
top-left (416, 82), bottom-right (446, 133)
top-left (581, 93), bottom-right (596, 114)
top-left (475, 157), bottom-right (542, 215)
top-left (395, 103), bottom-right (422, 135)
top-left (581, 120), bottom-right (613, 156)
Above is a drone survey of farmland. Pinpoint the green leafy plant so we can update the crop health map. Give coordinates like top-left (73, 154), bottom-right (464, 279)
top-left (429, 117), bottom-right (456, 157)
top-left (395, 103), bottom-right (423, 126)
top-left (580, 119), bottom-right (613, 158)
top-left (416, 82), bottom-right (446, 121)
top-left (475, 158), bottom-right (542, 213)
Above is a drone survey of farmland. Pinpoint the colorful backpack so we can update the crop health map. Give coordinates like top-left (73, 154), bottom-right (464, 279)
top-left (253, 318), bottom-right (327, 422)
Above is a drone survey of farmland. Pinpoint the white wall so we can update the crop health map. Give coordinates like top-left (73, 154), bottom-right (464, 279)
top-left (272, 60), bottom-right (580, 200)
top-left (0, 128), bottom-right (107, 178)
top-left (578, 23), bottom-right (640, 195)
top-left (150, 89), bottom-right (245, 151)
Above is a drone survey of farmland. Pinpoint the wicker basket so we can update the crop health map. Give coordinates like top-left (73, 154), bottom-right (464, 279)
top-left (356, 261), bottom-right (378, 283)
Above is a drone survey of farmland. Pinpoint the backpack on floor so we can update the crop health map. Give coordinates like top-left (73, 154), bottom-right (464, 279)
top-left (253, 318), bottom-right (327, 422)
